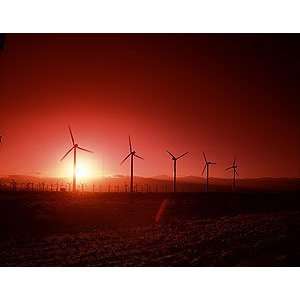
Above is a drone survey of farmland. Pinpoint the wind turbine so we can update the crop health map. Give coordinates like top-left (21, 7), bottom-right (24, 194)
top-left (120, 136), bottom-right (144, 193)
top-left (225, 157), bottom-right (239, 191)
top-left (60, 126), bottom-right (93, 192)
top-left (202, 152), bottom-right (216, 192)
top-left (166, 151), bottom-right (189, 193)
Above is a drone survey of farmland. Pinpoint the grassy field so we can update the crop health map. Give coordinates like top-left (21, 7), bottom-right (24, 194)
top-left (0, 191), bottom-right (299, 266)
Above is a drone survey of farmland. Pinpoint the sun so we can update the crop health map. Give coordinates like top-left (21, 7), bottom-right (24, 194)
top-left (58, 155), bottom-right (103, 180)
top-left (76, 166), bottom-right (89, 179)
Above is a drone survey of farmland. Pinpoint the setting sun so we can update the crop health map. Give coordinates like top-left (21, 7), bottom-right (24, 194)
top-left (58, 155), bottom-right (102, 181)
top-left (76, 165), bottom-right (89, 179)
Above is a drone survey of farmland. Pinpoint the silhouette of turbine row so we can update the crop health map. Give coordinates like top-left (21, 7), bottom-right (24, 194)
top-left (1, 128), bottom-right (239, 193)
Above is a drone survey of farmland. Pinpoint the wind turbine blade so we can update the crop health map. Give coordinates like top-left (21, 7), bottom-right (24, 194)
top-left (134, 153), bottom-right (144, 160)
top-left (120, 153), bottom-right (131, 165)
top-left (77, 146), bottom-right (93, 153)
top-left (235, 169), bottom-right (239, 176)
top-left (203, 152), bottom-right (207, 163)
top-left (166, 150), bottom-right (175, 159)
top-left (177, 152), bottom-right (189, 160)
top-left (225, 166), bottom-right (233, 171)
top-left (129, 136), bottom-right (132, 153)
top-left (60, 146), bottom-right (74, 161)
top-left (68, 126), bottom-right (75, 146)
top-left (210, 162), bottom-right (216, 165)
top-left (201, 165), bottom-right (207, 176)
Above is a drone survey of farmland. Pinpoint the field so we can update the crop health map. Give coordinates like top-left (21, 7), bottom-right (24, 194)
top-left (0, 191), bottom-right (299, 266)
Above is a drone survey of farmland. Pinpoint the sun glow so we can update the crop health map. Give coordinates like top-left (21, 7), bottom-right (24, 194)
top-left (58, 156), bottom-right (103, 181)
top-left (76, 165), bottom-right (89, 179)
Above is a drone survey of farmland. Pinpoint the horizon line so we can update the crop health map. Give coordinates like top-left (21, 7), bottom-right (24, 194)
top-left (1, 174), bottom-right (300, 181)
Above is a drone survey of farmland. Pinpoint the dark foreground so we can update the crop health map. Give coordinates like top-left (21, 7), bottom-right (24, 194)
top-left (0, 191), bottom-right (299, 266)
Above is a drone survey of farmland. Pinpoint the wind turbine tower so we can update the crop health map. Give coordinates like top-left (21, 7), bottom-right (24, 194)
top-left (202, 152), bottom-right (216, 192)
top-left (226, 157), bottom-right (239, 191)
top-left (166, 150), bottom-right (189, 193)
top-left (120, 136), bottom-right (144, 193)
top-left (60, 126), bottom-right (93, 192)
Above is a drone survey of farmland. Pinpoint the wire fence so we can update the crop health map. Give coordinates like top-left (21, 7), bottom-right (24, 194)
top-left (0, 182), bottom-right (199, 193)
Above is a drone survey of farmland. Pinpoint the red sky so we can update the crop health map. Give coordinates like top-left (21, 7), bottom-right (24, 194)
top-left (0, 34), bottom-right (299, 178)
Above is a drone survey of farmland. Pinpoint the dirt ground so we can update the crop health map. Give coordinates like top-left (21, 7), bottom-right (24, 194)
top-left (0, 192), bottom-right (299, 266)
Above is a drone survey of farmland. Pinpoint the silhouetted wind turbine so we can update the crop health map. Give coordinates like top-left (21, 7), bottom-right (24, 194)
top-left (202, 152), bottom-right (216, 192)
top-left (226, 157), bottom-right (239, 191)
top-left (60, 126), bottom-right (93, 192)
top-left (167, 150), bottom-right (189, 193)
top-left (120, 136), bottom-right (144, 193)
top-left (0, 136), bottom-right (2, 143)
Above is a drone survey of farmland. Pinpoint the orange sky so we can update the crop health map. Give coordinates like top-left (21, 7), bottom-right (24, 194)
top-left (0, 34), bottom-right (299, 179)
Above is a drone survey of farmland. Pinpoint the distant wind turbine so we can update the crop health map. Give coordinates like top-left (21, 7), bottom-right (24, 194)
top-left (167, 150), bottom-right (189, 193)
top-left (120, 136), bottom-right (144, 193)
top-left (225, 157), bottom-right (239, 191)
top-left (202, 152), bottom-right (216, 192)
top-left (60, 126), bottom-right (93, 192)
top-left (0, 135), bottom-right (2, 143)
